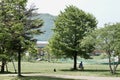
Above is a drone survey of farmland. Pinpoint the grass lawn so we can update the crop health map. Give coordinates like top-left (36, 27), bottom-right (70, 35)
top-left (7, 61), bottom-right (120, 76)
top-left (0, 76), bottom-right (81, 80)
top-left (0, 61), bottom-right (120, 80)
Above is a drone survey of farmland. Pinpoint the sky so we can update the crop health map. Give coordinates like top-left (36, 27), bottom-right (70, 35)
top-left (27, 0), bottom-right (120, 27)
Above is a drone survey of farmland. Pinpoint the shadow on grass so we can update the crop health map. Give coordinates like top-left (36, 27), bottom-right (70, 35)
top-left (101, 62), bottom-right (120, 65)
top-left (60, 69), bottom-right (120, 75)
top-left (0, 71), bottom-right (16, 74)
top-left (60, 69), bottom-right (120, 76)
top-left (22, 72), bottom-right (42, 74)
top-left (12, 76), bottom-right (85, 80)
top-left (60, 69), bottom-right (120, 73)
top-left (0, 71), bottom-right (42, 74)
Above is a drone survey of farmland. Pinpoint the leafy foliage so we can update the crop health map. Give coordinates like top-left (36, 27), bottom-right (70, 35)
top-left (48, 5), bottom-right (97, 69)
top-left (92, 23), bottom-right (120, 74)
top-left (0, 0), bottom-right (43, 73)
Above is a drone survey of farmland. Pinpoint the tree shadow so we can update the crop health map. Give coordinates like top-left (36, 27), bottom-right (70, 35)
top-left (0, 71), bottom-right (42, 74)
top-left (60, 69), bottom-right (120, 72)
top-left (0, 71), bottom-right (16, 74)
top-left (22, 72), bottom-right (42, 74)
top-left (12, 76), bottom-right (85, 80)
top-left (60, 68), bottom-right (120, 76)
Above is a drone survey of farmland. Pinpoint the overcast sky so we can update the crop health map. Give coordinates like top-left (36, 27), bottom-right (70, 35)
top-left (27, 0), bottom-right (120, 27)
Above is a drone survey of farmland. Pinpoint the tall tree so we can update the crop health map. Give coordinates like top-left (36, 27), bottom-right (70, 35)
top-left (93, 23), bottom-right (120, 74)
top-left (0, 0), bottom-right (13, 72)
top-left (48, 5), bottom-right (97, 70)
top-left (0, 0), bottom-right (43, 76)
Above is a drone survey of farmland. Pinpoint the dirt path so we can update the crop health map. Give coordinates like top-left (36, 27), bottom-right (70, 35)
top-left (0, 73), bottom-right (120, 80)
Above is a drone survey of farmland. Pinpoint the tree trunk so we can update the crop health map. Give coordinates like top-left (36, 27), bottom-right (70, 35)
top-left (12, 59), bottom-right (17, 73)
top-left (1, 59), bottom-right (6, 73)
top-left (113, 56), bottom-right (120, 74)
top-left (18, 50), bottom-right (21, 77)
top-left (48, 53), bottom-right (51, 62)
top-left (73, 52), bottom-right (77, 70)
top-left (6, 63), bottom-right (8, 72)
top-left (107, 51), bottom-right (120, 74)
top-left (108, 55), bottom-right (113, 74)
top-left (107, 50), bottom-right (115, 74)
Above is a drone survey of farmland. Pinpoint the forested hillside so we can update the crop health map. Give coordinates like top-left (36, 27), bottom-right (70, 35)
top-left (33, 13), bottom-right (55, 41)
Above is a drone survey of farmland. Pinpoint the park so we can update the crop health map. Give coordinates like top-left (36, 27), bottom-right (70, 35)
top-left (0, 59), bottom-right (120, 80)
top-left (0, 0), bottom-right (120, 80)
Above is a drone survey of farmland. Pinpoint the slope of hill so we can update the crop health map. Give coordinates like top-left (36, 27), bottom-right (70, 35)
top-left (33, 13), bottom-right (56, 41)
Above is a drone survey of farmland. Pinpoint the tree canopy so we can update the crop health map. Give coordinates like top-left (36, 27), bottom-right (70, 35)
top-left (48, 5), bottom-right (97, 70)
top-left (0, 0), bottom-right (43, 75)
top-left (92, 23), bottom-right (120, 74)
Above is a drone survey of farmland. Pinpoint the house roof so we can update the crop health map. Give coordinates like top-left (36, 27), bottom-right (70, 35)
top-left (37, 41), bottom-right (48, 45)
top-left (36, 41), bottom-right (48, 48)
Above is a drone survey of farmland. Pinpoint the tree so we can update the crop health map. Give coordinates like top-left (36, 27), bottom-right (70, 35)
top-left (48, 5), bottom-right (97, 70)
top-left (0, 33), bottom-right (11, 72)
top-left (0, 0), bottom-right (43, 76)
top-left (93, 23), bottom-right (120, 74)
top-left (0, 0), bottom-right (13, 72)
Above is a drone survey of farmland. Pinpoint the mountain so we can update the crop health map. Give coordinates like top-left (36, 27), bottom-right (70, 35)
top-left (33, 13), bottom-right (56, 41)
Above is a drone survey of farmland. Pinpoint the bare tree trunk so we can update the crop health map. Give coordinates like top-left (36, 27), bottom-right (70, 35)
top-left (108, 56), bottom-right (113, 74)
top-left (107, 51), bottom-right (114, 74)
top-left (12, 60), bottom-right (17, 73)
top-left (6, 63), bottom-right (8, 72)
top-left (73, 52), bottom-right (77, 70)
top-left (114, 56), bottom-right (120, 74)
top-left (18, 50), bottom-right (21, 77)
top-left (112, 54), bottom-right (116, 74)
top-left (48, 53), bottom-right (51, 62)
top-left (1, 59), bottom-right (6, 73)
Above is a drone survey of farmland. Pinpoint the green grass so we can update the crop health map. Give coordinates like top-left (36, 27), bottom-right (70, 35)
top-left (7, 62), bottom-right (120, 76)
top-left (0, 76), bottom-right (81, 80)
top-left (0, 61), bottom-right (120, 80)
top-left (0, 76), bottom-right (14, 80)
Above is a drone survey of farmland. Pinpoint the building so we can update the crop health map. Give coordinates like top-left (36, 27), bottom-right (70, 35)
top-left (36, 41), bottom-right (49, 60)
top-left (36, 41), bottom-right (48, 48)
